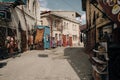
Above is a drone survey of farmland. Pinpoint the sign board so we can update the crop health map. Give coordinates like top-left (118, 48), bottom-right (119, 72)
top-left (0, 10), bottom-right (11, 21)
top-left (0, 11), bottom-right (5, 18)
top-left (97, 0), bottom-right (120, 26)
top-left (0, 0), bottom-right (26, 5)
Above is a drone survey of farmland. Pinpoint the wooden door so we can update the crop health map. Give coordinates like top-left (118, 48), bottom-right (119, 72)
top-left (21, 31), bottom-right (27, 52)
top-left (62, 35), bottom-right (66, 47)
top-left (69, 37), bottom-right (72, 46)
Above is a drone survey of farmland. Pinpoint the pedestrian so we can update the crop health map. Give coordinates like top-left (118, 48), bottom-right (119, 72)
top-left (5, 36), bottom-right (15, 57)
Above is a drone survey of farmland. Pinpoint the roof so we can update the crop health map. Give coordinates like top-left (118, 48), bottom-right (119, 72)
top-left (80, 24), bottom-right (86, 31)
top-left (41, 11), bottom-right (81, 24)
top-left (41, 10), bottom-right (81, 17)
top-left (51, 10), bottom-right (81, 17)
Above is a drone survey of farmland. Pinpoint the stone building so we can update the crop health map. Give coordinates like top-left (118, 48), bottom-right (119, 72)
top-left (41, 11), bottom-right (81, 47)
top-left (82, 0), bottom-right (120, 51)
top-left (82, 0), bottom-right (113, 53)
top-left (0, 0), bottom-right (41, 54)
top-left (82, 0), bottom-right (120, 80)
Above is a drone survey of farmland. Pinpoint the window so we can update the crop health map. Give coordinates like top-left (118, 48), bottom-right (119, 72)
top-left (67, 23), bottom-right (68, 29)
top-left (54, 20), bottom-right (57, 28)
top-left (73, 35), bottom-right (77, 41)
top-left (67, 34), bottom-right (69, 39)
top-left (55, 33), bottom-right (58, 40)
top-left (59, 34), bottom-right (61, 40)
top-left (72, 24), bottom-right (77, 31)
top-left (72, 14), bottom-right (74, 16)
top-left (64, 22), bottom-right (66, 29)
top-left (93, 11), bottom-right (96, 24)
top-left (41, 20), bottom-right (43, 25)
top-left (75, 25), bottom-right (76, 30)
top-left (32, 0), bottom-right (35, 13)
top-left (72, 24), bottom-right (74, 30)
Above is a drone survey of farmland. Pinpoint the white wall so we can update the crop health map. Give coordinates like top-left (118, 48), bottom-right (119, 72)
top-left (62, 19), bottom-right (80, 46)
top-left (16, 0), bottom-right (41, 31)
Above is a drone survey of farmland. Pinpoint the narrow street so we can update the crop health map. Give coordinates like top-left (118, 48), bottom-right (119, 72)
top-left (0, 47), bottom-right (93, 80)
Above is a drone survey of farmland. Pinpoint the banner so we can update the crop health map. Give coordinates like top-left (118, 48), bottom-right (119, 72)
top-left (98, 0), bottom-right (120, 26)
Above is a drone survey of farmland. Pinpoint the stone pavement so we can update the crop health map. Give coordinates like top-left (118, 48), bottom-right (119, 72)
top-left (0, 47), bottom-right (92, 80)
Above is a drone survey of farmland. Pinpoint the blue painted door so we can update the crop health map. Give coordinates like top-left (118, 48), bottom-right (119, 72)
top-left (44, 26), bottom-right (50, 49)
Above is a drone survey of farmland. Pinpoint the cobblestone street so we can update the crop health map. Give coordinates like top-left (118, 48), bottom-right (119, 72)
top-left (0, 47), bottom-right (93, 80)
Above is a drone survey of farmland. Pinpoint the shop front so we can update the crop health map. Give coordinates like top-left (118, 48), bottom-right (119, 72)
top-left (0, 22), bottom-right (18, 58)
top-left (34, 26), bottom-right (50, 50)
top-left (91, 0), bottom-right (120, 80)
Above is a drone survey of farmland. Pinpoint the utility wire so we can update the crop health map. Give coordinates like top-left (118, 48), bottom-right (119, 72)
top-left (39, 0), bottom-right (84, 14)
top-left (62, 0), bottom-right (84, 14)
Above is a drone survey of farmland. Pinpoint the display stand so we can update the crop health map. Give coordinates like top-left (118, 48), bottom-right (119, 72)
top-left (91, 42), bottom-right (109, 80)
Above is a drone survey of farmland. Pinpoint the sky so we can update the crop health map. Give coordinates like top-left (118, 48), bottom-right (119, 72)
top-left (39, 0), bottom-right (86, 25)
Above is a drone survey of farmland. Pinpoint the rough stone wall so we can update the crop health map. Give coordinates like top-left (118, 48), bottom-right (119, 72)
top-left (86, 0), bottom-right (111, 43)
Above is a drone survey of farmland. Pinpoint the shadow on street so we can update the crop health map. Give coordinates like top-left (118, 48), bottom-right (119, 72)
top-left (38, 54), bottom-right (48, 57)
top-left (0, 62), bottom-right (7, 68)
top-left (64, 47), bottom-right (93, 80)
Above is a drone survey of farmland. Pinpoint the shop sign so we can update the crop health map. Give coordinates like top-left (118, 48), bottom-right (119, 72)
top-left (0, 10), bottom-right (11, 21)
top-left (98, 0), bottom-right (120, 26)
top-left (0, 5), bottom-right (11, 21)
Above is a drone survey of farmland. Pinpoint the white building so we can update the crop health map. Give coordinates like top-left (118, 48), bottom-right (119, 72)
top-left (41, 11), bottom-right (81, 47)
top-left (0, 0), bottom-right (41, 52)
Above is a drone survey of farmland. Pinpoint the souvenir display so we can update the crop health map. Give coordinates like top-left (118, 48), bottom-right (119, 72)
top-left (107, 0), bottom-right (116, 6)
top-left (117, 0), bottom-right (120, 4)
top-left (99, 0), bottom-right (120, 25)
top-left (112, 4), bottom-right (120, 14)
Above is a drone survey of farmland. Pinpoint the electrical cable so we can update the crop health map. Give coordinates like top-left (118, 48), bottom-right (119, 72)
top-left (62, 0), bottom-right (84, 14)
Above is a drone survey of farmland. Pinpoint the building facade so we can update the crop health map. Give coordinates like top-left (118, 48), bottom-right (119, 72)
top-left (82, 0), bottom-right (120, 80)
top-left (0, 0), bottom-right (41, 55)
top-left (41, 11), bottom-right (81, 47)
